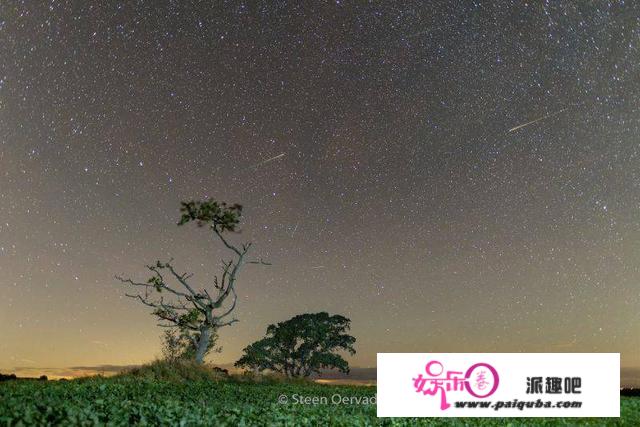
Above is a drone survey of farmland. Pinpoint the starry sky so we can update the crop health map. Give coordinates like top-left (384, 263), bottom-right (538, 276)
top-left (1, 1), bottom-right (639, 381)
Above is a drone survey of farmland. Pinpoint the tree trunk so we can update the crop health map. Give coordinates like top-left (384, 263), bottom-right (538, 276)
top-left (194, 327), bottom-right (211, 364)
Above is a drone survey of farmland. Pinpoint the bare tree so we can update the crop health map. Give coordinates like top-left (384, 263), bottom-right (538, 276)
top-left (116, 200), bottom-right (268, 364)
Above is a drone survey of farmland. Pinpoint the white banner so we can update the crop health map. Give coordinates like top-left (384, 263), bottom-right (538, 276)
top-left (377, 353), bottom-right (619, 417)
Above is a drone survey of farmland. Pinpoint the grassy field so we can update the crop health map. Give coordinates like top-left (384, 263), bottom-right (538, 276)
top-left (0, 376), bottom-right (638, 426)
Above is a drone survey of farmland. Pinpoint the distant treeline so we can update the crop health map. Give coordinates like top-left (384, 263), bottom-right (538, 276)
top-left (0, 373), bottom-right (48, 382)
top-left (621, 388), bottom-right (640, 397)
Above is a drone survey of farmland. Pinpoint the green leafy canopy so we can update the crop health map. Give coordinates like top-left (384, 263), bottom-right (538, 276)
top-left (235, 312), bottom-right (356, 378)
top-left (177, 200), bottom-right (242, 232)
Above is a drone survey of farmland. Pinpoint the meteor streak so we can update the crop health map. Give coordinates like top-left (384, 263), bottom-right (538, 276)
top-left (508, 108), bottom-right (567, 133)
top-left (251, 153), bottom-right (286, 169)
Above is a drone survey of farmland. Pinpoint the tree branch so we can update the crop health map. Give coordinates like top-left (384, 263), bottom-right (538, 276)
top-left (247, 258), bottom-right (272, 265)
top-left (152, 262), bottom-right (202, 302)
top-left (217, 318), bottom-right (239, 327)
top-left (215, 287), bottom-right (238, 321)
top-left (213, 226), bottom-right (243, 256)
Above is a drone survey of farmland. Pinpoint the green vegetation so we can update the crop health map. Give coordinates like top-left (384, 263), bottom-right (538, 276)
top-left (0, 373), bottom-right (637, 426)
top-left (118, 360), bottom-right (228, 383)
top-left (236, 312), bottom-right (356, 378)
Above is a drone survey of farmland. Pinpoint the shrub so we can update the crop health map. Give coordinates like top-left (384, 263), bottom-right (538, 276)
top-left (120, 360), bottom-right (228, 383)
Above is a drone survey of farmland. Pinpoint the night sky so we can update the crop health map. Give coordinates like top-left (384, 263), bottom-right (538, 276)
top-left (1, 1), bottom-right (639, 380)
